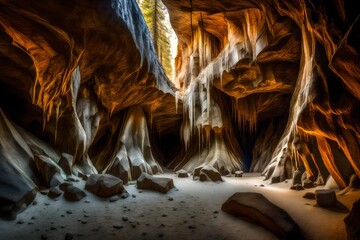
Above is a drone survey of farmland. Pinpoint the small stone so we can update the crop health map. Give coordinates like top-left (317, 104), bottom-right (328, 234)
top-left (40, 190), bottom-right (48, 195)
top-left (122, 216), bottom-right (128, 221)
top-left (188, 225), bottom-right (196, 229)
top-left (32, 201), bottom-right (38, 206)
top-left (109, 195), bottom-right (120, 202)
top-left (235, 171), bottom-right (243, 177)
top-left (65, 233), bottom-right (74, 240)
top-left (213, 211), bottom-right (219, 214)
top-left (84, 200), bottom-right (91, 203)
top-left (113, 225), bottom-right (123, 229)
top-left (132, 194), bottom-right (136, 198)
top-left (168, 197), bottom-right (174, 201)
top-left (290, 184), bottom-right (305, 191)
top-left (66, 210), bottom-right (72, 214)
top-left (17, 220), bottom-right (24, 224)
top-left (50, 227), bottom-right (56, 230)
top-left (44, 203), bottom-right (50, 206)
top-left (176, 169), bottom-right (189, 178)
top-left (260, 184), bottom-right (265, 187)
top-left (162, 214), bottom-right (167, 217)
top-left (41, 234), bottom-right (48, 240)
top-left (303, 192), bottom-right (316, 200)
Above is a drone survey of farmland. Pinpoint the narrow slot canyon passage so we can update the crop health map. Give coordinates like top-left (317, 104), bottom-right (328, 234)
top-left (0, 0), bottom-right (359, 240)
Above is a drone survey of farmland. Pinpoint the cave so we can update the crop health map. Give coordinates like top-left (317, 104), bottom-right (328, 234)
top-left (0, 0), bottom-right (359, 239)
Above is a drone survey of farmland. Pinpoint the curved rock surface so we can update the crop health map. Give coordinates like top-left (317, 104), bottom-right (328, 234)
top-left (222, 192), bottom-right (304, 240)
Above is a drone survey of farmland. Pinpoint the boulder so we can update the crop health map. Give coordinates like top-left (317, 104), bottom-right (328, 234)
top-left (105, 153), bottom-right (130, 184)
top-left (192, 166), bottom-right (203, 177)
top-left (176, 169), bottom-right (189, 178)
top-left (137, 173), bottom-right (174, 193)
top-left (199, 165), bottom-right (223, 182)
top-left (344, 199), bottom-right (360, 240)
top-left (48, 187), bottom-right (62, 199)
top-left (58, 153), bottom-right (73, 176)
top-left (302, 179), bottom-right (314, 188)
top-left (59, 182), bottom-right (73, 192)
top-left (222, 192), bottom-right (304, 240)
top-left (234, 171), bottom-right (243, 177)
top-left (64, 186), bottom-right (86, 201)
top-left (85, 174), bottom-right (124, 197)
top-left (34, 155), bottom-right (63, 187)
top-left (315, 189), bottom-right (337, 208)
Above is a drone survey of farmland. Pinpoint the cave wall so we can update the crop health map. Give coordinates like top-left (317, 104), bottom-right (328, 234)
top-left (162, 0), bottom-right (360, 186)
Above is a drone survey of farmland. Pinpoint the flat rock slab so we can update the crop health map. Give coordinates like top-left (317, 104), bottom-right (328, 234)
top-left (85, 174), bottom-right (124, 197)
top-left (137, 173), bottom-right (174, 193)
top-left (222, 192), bottom-right (304, 240)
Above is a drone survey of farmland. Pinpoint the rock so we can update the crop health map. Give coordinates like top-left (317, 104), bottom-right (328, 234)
top-left (302, 192), bottom-right (315, 199)
top-left (59, 182), bottom-right (73, 192)
top-left (234, 171), bottom-right (243, 177)
top-left (192, 166), bottom-right (203, 177)
top-left (136, 173), bottom-right (174, 193)
top-left (34, 155), bottom-right (63, 187)
top-left (315, 189), bottom-right (337, 208)
top-left (290, 184), bottom-right (304, 191)
top-left (176, 169), bottom-right (189, 178)
top-left (302, 179), bottom-right (314, 188)
top-left (120, 191), bottom-right (130, 199)
top-left (292, 168), bottom-right (304, 186)
top-left (105, 150), bottom-right (130, 184)
top-left (109, 195), bottom-right (120, 202)
top-left (65, 233), bottom-right (74, 240)
top-left (315, 174), bottom-right (325, 186)
top-left (344, 199), bottom-right (360, 240)
top-left (63, 186), bottom-right (86, 201)
top-left (59, 153), bottom-right (73, 176)
top-left (199, 165), bottom-right (223, 182)
top-left (85, 174), bottom-right (124, 197)
top-left (324, 176), bottom-right (339, 190)
top-left (113, 225), bottom-right (123, 229)
top-left (48, 187), bottom-right (62, 199)
top-left (78, 172), bottom-right (89, 181)
top-left (41, 234), bottom-right (48, 240)
top-left (222, 192), bottom-right (304, 240)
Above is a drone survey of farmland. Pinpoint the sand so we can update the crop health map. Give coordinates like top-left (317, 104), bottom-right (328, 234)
top-left (0, 173), bottom-right (358, 240)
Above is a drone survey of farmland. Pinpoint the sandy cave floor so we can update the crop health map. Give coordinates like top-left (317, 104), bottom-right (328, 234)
top-left (1, 173), bottom-right (359, 240)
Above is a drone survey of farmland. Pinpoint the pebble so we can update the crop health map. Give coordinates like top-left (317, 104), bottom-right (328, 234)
top-left (122, 216), bottom-right (128, 221)
top-left (168, 197), bottom-right (174, 201)
top-left (66, 210), bottom-right (72, 214)
top-left (113, 225), bottom-right (123, 229)
top-left (65, 233), bottom-right (74, 240)
top-left (17, 220), bottom-right (24, 224)
top-left (41, 234), bottom-right (48, 240)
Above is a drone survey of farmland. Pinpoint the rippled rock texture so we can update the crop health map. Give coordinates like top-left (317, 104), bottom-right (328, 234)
top-left (162, 0), bottom-right (360, 188)
top-left (0, 0), bottom-right (359, 222)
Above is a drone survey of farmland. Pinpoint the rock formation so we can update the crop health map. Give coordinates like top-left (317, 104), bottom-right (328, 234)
top-left (0, 0), bottom-right (359, 227)
top-left (162, 0), bottom-right (360, 188)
